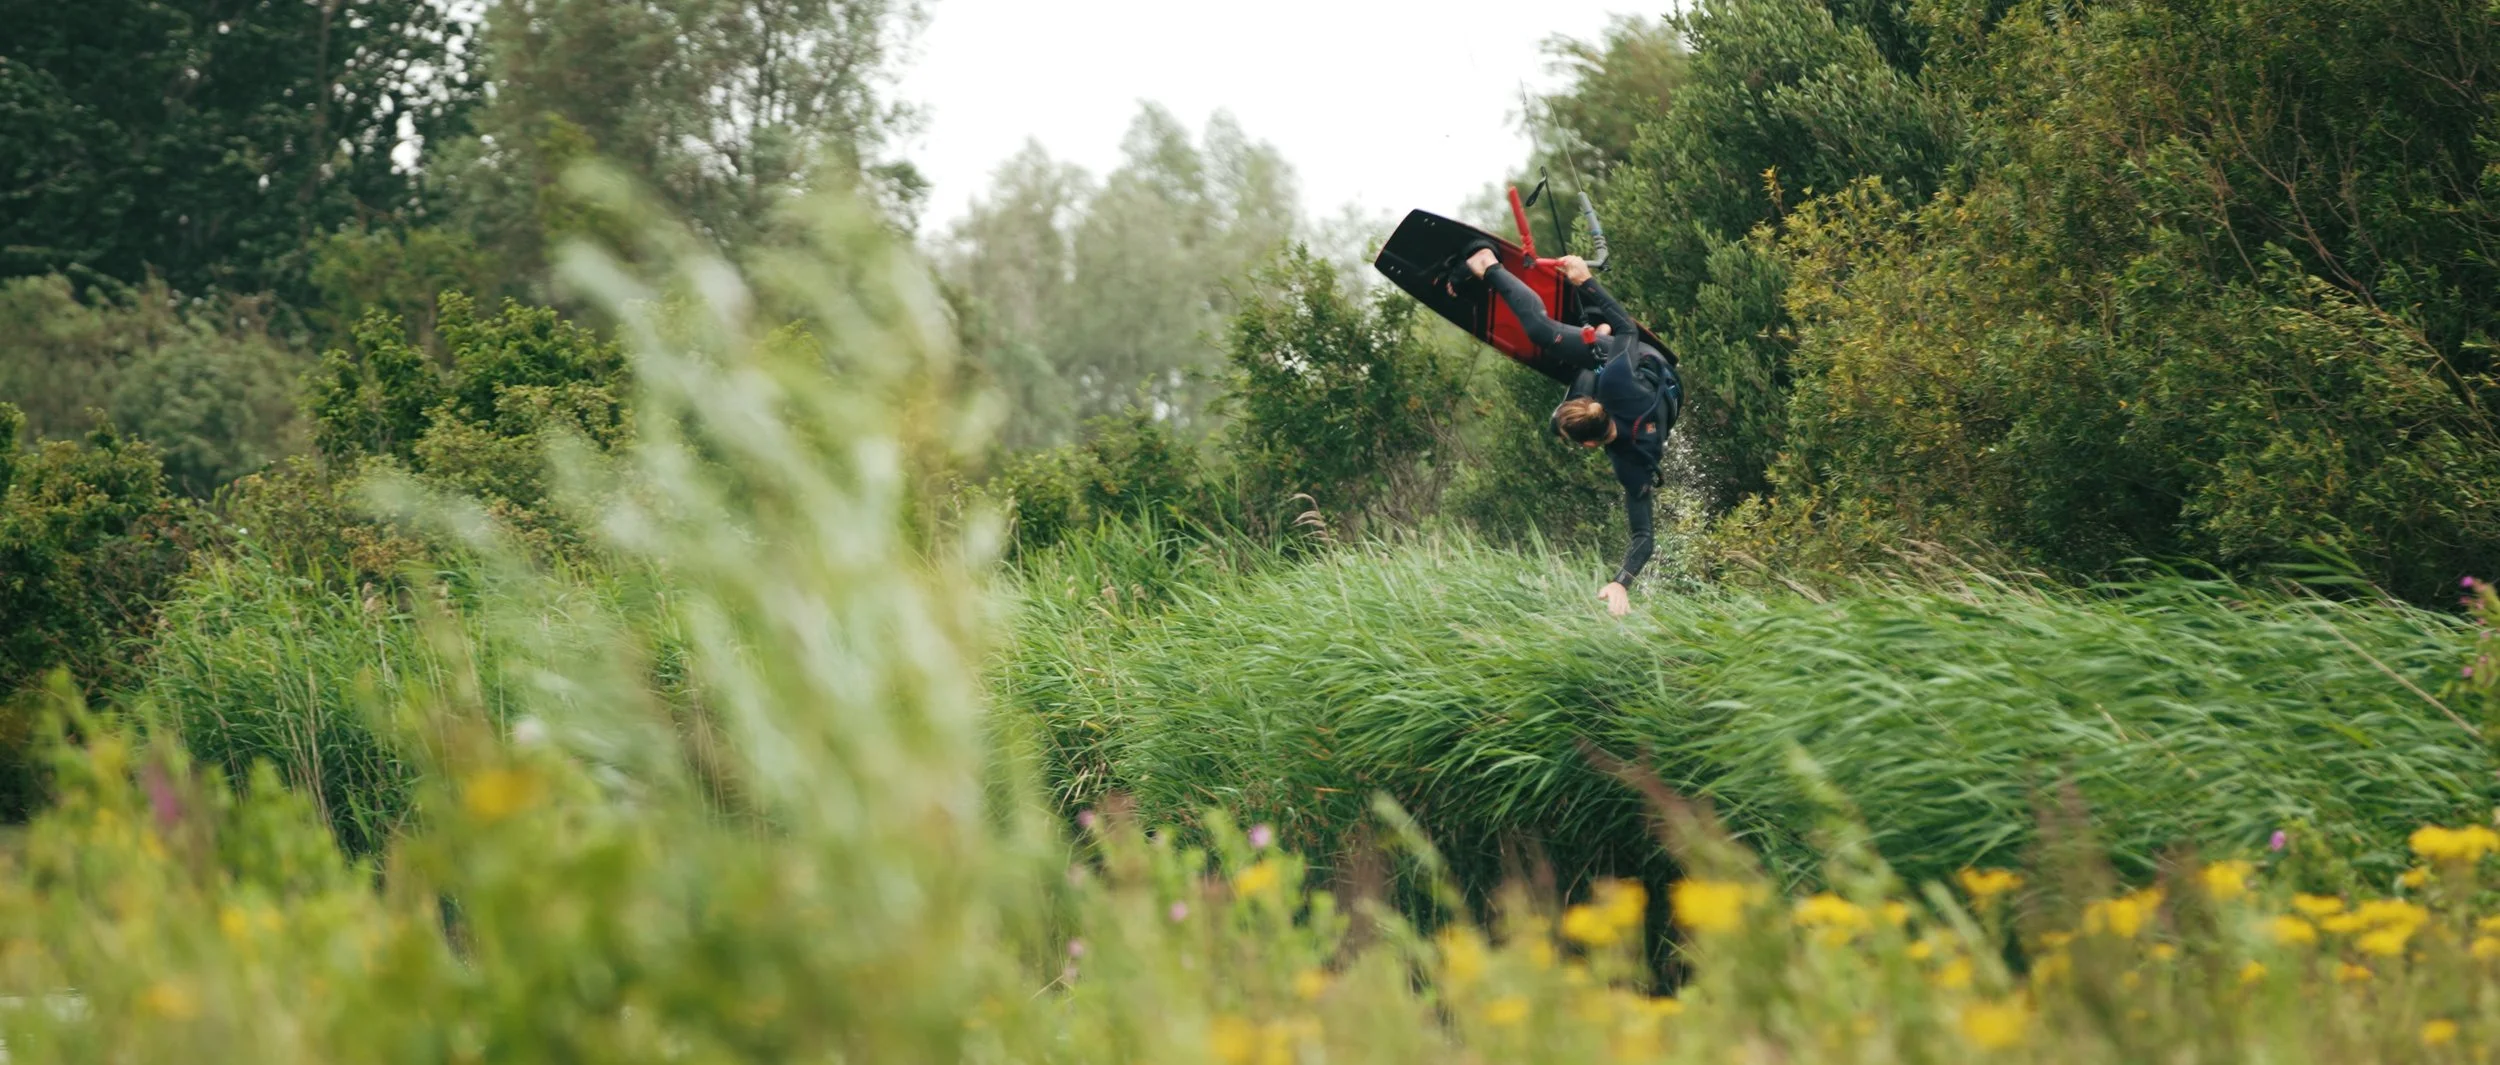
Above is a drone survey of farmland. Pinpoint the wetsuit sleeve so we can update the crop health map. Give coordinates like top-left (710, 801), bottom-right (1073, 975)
top-left (1485, 264), bottom-right (1599, 367)
top-left (1578, 279), bottom-right (1638, 337)
top-left (1613, 487), bottom-right (1656, 587)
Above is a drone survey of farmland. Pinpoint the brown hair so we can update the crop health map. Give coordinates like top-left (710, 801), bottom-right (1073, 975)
top-left (1554, 397), bottom-right (1610, 444)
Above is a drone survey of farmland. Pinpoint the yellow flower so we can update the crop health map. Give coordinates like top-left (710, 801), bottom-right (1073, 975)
top-left (219, 905), bottom-right (251, 943)
top-left (2319, 914), bottom-right (2367, 935)
top-left (2410, 824), bottom-right (2500, 863)
top-left (1957, 1000), bottom-right (2030, 1050)
top-left (1482, 995), bottom-right (1531, 1026)
top-left (2083, 888), bottom-right (2163, 938)
top-left (1907, 939), bottom-right (1936, 961)
top-left (2149, 943), bottom-right (2179, 962)
top-left (2354, 899), bottom-right (2430, 929)
top-left (2423, 1019), bottom-right (2460, 1048)
top-left (2202, 860), bottom-right (2254, 902)
top-left (2238, 960), bottom-right (2267, 984)
top-left (461, 767), bottom-right (544, 823)
top-left (1233, 859), bottom-right (1283, 898)
top-left (1595, 879), bottom-right (1647, 932)
top-left (2472, 936), bottom-right (2500, 960)
top-left (1934, 957), bottom-right (1976, 990)
top-left (1562, 904), bottom-right (1620, 947)
top-left (2479, 915), bottom-right (2500, 935)
top-left (1882, 900), bottom-right (1913, 927)
top-left (1794, 893), bottom-right (1871, 944)
top-left (1670, 879), bottom-right (1753, 935)
top-left (2335, 962), bottom-right (2373, 983)
top-left (1208, 1015), bottom-right (1258, 1065)
top-left (139, 980), bottom-right (199, 1020)
top-left (2400, 867), bottom-right (2432, 889)
top-left (2269, 916), bottom-right (2319, 945)
top-left (1292, 968), bottom-right (1328, 1002)
top-left (1642, 996), bottom-right (1684, 1017)
top-left (2039, 931), bottom-right (2076, 950)
top-left (1957, 868), bottom-right (2025, 902)
top-left (1439, 929), bottom-right (1488, 989)
top-left (2356, 926), bottom-right (2413, 957)
top-left (2291, 894), bottom-right (2345, 918)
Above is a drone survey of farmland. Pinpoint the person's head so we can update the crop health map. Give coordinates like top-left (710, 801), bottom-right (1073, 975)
top-left (1553, 396), bottom-right (1614, 447)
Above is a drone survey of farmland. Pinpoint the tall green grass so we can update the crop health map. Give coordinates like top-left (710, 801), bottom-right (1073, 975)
top-left (1002, 535), bottom-right (2494, 890)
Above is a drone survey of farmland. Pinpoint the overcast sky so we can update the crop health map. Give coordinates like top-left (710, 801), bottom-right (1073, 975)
top-left (894, 0), bottom-right (1657, 238)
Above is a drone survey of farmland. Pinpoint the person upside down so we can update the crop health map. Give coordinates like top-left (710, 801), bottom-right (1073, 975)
top-left (1464, 246), bottom-right (1682, 617)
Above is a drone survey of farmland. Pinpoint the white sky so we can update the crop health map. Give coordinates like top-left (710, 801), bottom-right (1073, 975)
top-left (894, 0), bottom-right (1658, 237)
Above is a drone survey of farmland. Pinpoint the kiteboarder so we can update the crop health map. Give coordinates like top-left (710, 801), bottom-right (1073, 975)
top-left (1465, 246), bottom-right (1679, 618)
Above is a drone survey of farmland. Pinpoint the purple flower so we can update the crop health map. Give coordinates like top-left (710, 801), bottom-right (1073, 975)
top-left (1249, 823), bottom-right (1275, 850)
top-left (2466, 576), bottom-right (2481, 590)
top-left (1076, 808), bottom-right (1097, 831)
top-left (1066, 938), bottom-right (1087, 958)
top-left (2269, 830), bottom-right (2288, 853)
top-left (2467, 665), bottom-right (2478, 679)
top-left (1168, 901), bottom-right (1190, 922)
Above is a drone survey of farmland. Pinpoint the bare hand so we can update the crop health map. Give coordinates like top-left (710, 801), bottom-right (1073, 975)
top-left (1466, 248), bottom-right (1499, 278)
top-left (1559, 255), bottom-right (1593, 285)
top-left (1599, 582), bottom-right (1630, 617)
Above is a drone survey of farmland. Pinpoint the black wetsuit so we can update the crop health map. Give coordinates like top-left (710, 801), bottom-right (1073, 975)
top-left (1485, 264), bottom-right (1681, 587)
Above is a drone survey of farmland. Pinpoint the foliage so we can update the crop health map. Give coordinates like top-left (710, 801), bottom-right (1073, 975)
top-left (4, 190), bottom-right (2500, 1059)
top-left (0, 274), bottom-right (307, 496)
top-left (943, 108), bottom-right (1304, 435)
top-left (985, 410), bottom-right (1215, 556)
top-left (1003, 535), bottom-right (2492, 897)
top-left (1535, 16), bottom-right (1692, 182)
top-left (0, 2), bottom-right (478, 296)
top-left (1222, 246), bottom-right (1471, 536)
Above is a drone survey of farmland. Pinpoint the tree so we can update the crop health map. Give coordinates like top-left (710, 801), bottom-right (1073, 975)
top-left (0, 1), bottom-right (479, 297)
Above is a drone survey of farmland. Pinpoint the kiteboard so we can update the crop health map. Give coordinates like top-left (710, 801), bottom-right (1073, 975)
top-left (1371, 185), bottom-right (1665, 386)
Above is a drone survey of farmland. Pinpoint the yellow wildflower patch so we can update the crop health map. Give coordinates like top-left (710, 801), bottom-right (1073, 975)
top-left (2356, 926), bottom-right (2413, 957)
top-left (1207, 1015), bottom-right (1257, 1065)
top-left (461, 767), bottom-right (545, 823)
top-left (2423, 1019), bottom-right (2460, 1048)
top-left (1438, 929), bottom-right (1488, 989)
top-left (1233, 859), bottom-right (1283, 898)
top-left (2239, 960), bottom-right (2267, 984)
top-left (2399, 867), bottom-right (2431, 889)
top-left (2336, 962), bottom-right (2373, 983)
top-left (1934, 957), bottom-right (1976, 990)
top-left (2083, 888), bottom-right (2163, 938)
top-left (1957, 868), bottom-right (2024, 901)
top-left (1292, 968), bottom-right (1328, 1002)
top-left (1482, 995), bottom-right (1531, 1027)
top-left (2201, 860), bottom-right (2254, 902)
top-left (2269, 916), bottom-right (2319, 946)
top-left (2291, 893), bottom-right (2345, 918)
top-left (1958, 999), bottom-right (2030, 1050)
top-left (2409, 824), bottom-right (2500, 863)
top-left (1670, 878), bottom-right (1753, 935)
top-left (2474, 935), bottom-right (2500, 960)
top-left (139, 980), bottom-right (199, 1020)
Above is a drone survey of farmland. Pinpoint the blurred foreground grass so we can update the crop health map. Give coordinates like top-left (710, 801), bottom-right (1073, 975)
top-left (0, 186), bottom-right (2493, 1063)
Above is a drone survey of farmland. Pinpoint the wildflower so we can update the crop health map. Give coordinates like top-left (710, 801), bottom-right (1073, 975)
top-left (1670, 879), bottom-right (1752, 934)
top-left (1234, 859), bottom-right (1283, 898)
top-left (1882, 900), bottom-right (1913, 927)
top-left (2270, 829), bottom-right (2288, 852)
top-left (139, 981), bottom-right (199, 1020)
top-left (2239, 960), bottom-right (2267, 984)
top-left (1643, 996), bottom-right (1684, 1017)
top-left (1596, 880), bottom-right (1647, 932)
top-left (1934, 957), bottom-right (1976, 990)
top-left (1076, 808), bottom-right (1097, 831)
top-left (2268, 916), bottom-right (2319, 946)
top-left (2083, 888), bottom-right (2163, 938)
top-left (2149, 943), bottom-right (2179, 962)
top-left (1248, 823), bottom-right (1275, 850)
top-left (2319, 914), bottom-right (2366, 935)
top-left (2481, 915), bottom-right (2500, 935)
top-left (460, 767), bottom-right (544, 823)
top-left (1563, 904), bottom-right (1621, 947)
top-left (2291, 894), bottom-right (2345, 918)
top-left (219, 905), bottom-right (251, 943)
top-left (1169, 901), bottom-right (1190, 923)
top-left (1066, 938), bottom-right (1086, 958)
top-left (2410, 824), bottom-right (2500, 863)
top-left (1957, 1000), bottom-right (2030, 1050)
top-left (2336, 962), bottom-right (2373, 983)
top-left (2401, 867), bottom-right (2432, 889)
top-left (1483, 995), bottom-right (1531, 1026)
top-left (2039, 931), bottom-right (2076, 950)
top-left (2202, 860), bottom-right (2254, 902)
top-left (2423, 1019), bottom-right (2460, 1048)
top-left (1794, 893), bottom-right (1872, 943)
top-left (1439, 929), bottom-right (1488, 989)
top-left (1907, 940), bottom-right (1935, 961)
top-left (1293, 968), bottom-right (1328, 1001)
top-left (1957, 868), bottom-right (2024, 902)
top-left (1208, 1015), bottom-right (1257, 1065)
top-left (2473, 936), bottom-right (2500, 960)
top-left (2353, 899), bottom-right (2430, 931)
top-left (2356, 926), bottom-right (2413, 957)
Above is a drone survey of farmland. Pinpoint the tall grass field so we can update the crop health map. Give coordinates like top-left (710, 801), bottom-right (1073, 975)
top-left (0, 190), bottom-right (2492, 1064)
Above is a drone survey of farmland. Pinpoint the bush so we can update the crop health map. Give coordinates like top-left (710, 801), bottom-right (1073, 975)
top-left (986, 409), bottom-right (1214, 556)
top-left (1221, 245), bottom-right (1470, 536)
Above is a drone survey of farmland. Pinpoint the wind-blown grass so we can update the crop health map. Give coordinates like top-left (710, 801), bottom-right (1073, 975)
top-left (1001, 534), bottom-right (2494, 890)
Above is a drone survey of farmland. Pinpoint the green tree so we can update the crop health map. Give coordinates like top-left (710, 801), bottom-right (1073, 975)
top-left (0, 1), bottom-right (479, 296)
